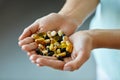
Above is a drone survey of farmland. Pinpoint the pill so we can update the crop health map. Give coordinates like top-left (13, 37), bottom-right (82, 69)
top-left (31, 34), bottom-right (39, 39)
top-left (42, 50), bottom-right (48, 56)
top-left (56, 52), bottom-right (66, 57)
top-left (56, 49), bottom-right (61, 54)
top-left (35, 48), bottom-right (43, 55)
top-left (31, 30), bottom-right (73, 61)
top-left (57, 56), bottom-right (64, 61)
top-left (35, 38), bottom-right (45, 45)
top-left (51, 31), bottom-right (57, 37)
top-left (48, 51), bottom-right (54, 56)
top-left (49, 44), bottom-right (54, 51)
top-left (58, 30), bottom-right (63, 36)
top-left (60, 48), bottom-right (66, 52)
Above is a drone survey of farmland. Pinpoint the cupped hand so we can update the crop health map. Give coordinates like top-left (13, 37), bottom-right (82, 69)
top-left (29, 31), bottom-right (93, 71)
top-left (18, 13), bottom-right (78, 53)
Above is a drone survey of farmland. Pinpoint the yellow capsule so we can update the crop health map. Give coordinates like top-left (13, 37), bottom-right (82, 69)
top-left (45, 39), bottom-right (50, 43)
top-left (60, 41), bottom-right (67, 48)
top-left (49, 44), bottom-right (54, 51)
top-left (31, 34), bottom-right (39, 39)
top-left (56, 49), bottom-right (61, 54)
top-left (66, 44), bottom-right (73, 53)
top-left (54, 42), bottom-right (60, 47)
top-left (56, 52), bottom-right (66, 57)
top-left (58, 30), bottom-right (63, 36)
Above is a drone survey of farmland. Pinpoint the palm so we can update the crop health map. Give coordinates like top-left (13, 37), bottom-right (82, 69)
top-left (29, 31), bottom-right (93, 71)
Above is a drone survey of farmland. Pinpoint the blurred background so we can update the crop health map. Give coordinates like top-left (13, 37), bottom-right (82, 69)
top-left (0, 0), bottom-right (96, 80)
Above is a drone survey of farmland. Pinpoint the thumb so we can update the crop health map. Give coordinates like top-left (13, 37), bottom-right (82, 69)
top-left (63, 51), bottom-right (89, 71)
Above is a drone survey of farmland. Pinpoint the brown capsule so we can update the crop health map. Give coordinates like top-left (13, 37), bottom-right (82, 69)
top-left (35, 38), bottom-right (45, 45)
top-left (38, 44), bottom-right (45, 50)
top-left (63, 36), bottom-right (69, 41)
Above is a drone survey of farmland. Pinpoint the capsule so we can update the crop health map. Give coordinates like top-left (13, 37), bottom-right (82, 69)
top-left (35, 48), bottom-right (43, 55)
top-left (63, 36), bottom-right (68, 41)
top-left (66, 44), bottom-right (73, 53)
top-left (57, 56), bottom-right (64, 61)
top-left (58, 30), bottom-right (63, 36)
top-left (51, 31), bottom-right (57, 37)
top-left (38, 44), bottom-right (45, 50)
top-left (56, 49), bottom-right (61, 54)
top-left (31, 34), bottom-right (39, 39)
top-left (48, 51), bottom-right (54, 56)
top-left (60, 41), bottom-right (67, 48)
top-left (35, 38), bottom-right (45, 45)
top-left (45, 39), bottom-right (50, 43)
top-left (47, 31), bottom-right (52, 38)
top-left (49, 44), bottom-right (54, 51)
top-left (42, 50), bottom-right (48, 56)
top-left (56, 52), bottom-right (66, 57)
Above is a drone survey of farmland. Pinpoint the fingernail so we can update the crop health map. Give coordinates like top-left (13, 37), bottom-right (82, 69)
top-left (64, 67), bottom-right (72, 71)
top-left (36, 58), bottom-right (40, 63)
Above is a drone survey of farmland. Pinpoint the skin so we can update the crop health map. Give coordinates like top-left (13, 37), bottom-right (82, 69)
top-left (18, 0), bottom-right (120, 71)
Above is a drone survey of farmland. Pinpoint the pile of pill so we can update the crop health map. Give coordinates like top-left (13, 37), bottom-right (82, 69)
top-left (31, 30), bottom-right (73, 61)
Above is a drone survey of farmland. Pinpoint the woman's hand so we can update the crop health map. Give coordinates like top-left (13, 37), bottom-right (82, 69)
top-left (18, 13), bottom-right (78, 52)
top-left (29, 31), bottom-right (93, 71)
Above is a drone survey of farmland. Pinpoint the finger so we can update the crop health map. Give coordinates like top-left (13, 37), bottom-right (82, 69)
top-left (63, 51), bottom-right (89, 71)
top-left (36, 63), bottom-right (44, 67)
top-left (36, 58), bottom-right (65, 70)
top-left (21, 42), bottom-right (37, 52)
top-left (27, 50), bottom-right (36, 56)
top-left (19, 21), bottom-right (39, 40)
top-left (29, 53), bottom-right (57, 63)
top-left (29, 54), bottom-right (39, 63)
top-left (18, 37), bottom-right (34, 46)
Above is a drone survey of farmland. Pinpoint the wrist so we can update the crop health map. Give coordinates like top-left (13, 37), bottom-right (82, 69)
top-left (58, 11), bottom-right (81, 26)
top-left (84, 30), bottom-right (98, 50)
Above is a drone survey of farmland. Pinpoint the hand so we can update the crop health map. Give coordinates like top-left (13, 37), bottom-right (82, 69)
top-left (18, 13), bottom-right (78, 53)
top-left (29, 31), bottom-right (93, 71)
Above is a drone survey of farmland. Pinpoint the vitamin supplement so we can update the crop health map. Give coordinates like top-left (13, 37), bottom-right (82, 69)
top-left (31, 30), bottom-right (73, 61)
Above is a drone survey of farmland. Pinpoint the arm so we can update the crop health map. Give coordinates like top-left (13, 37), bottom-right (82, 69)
top-left (89, 29), bottom-right (120, 49)
top-left (59, 0), bottom-right (99, 25)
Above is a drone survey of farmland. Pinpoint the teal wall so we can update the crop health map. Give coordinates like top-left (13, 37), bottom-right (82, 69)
top-left (0, 0), bottom-right (96, 80)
